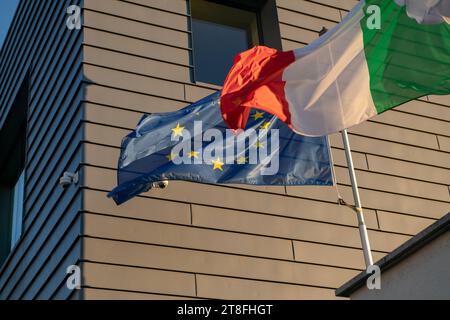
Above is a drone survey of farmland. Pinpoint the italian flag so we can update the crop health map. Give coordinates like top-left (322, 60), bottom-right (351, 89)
top-left (220, 0), bottom-right (450, 136)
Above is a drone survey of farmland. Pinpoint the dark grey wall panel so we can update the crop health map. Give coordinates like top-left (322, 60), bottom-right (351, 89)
top-left (39, 238), bottom-right (82, 300)
top-left (0, 0), bottom-right (84, 300)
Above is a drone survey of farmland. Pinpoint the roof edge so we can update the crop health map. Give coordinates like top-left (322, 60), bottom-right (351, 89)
top-left (336, 212), bottom-right (450, 297)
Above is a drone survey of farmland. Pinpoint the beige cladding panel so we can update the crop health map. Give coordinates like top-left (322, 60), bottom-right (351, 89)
top-left (438, 136), bottom-right (450, 152)
top-left (84, 28), bottom-right (191, 66)
top-left (196, 275), bottom-right (342, 300)
top-left (293, 241), bottom-right (386, 270)
top-left (276, 0), bottom-right (341, 21)
top-left (125, 0), bottom-right (189, 15)
top-left (84, 46), bottom-right (191, 83)
top-left (83, 64), bottom-right (185, 100)
top-left (279, 24), bottom-right (318, 44)
top-left (184, 85), bottom-right (218, 103)
top-left (84, 188), bottom-right (191, 225)
top-left (395, 99), bottom-right (450, 122)
top-left (282, 39), bottom-right (306, 50)
top-left (80, 0), bottom-right (450, 299)
top-left (278, 8), bottom-right (338, 31)
top-left (366, 154), bottom-right (450, 185)
top-left (85, 0), bottom-right (189, 31)
top-left (83, 10), bottom-right (190, 48)
top-left (329, 133), bottom-right (450, 168)
top-left (83, 164), bottom-right (382, 229)
top-left (83, 288), bottom-right (197, 300)
top-left (82, 262), bottom-right (196, 297)
top-left (83, 213), bottom-right (294, 260)
top-left (351, 120), bottom-right (440, 150)
top-left (428, 95), bottom-right (450, 105)
top-left (84, 85), bottom-right (186, 113)
top-left (190, 203), bottom-right (408, 252)
top-left (374, 110), bottom-right (449, 137)
top-left (377, 211), bottom-right (436, 235)
top-left (83, 237), bottom-right (357, 289)
top-left (333, 166), bottom-right (449, 202)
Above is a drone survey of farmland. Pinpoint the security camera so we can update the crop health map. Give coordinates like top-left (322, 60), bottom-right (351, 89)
top-left (151, 181), bottom-right (169, 189)
top-left (59, 172), bottom-right (79, 189)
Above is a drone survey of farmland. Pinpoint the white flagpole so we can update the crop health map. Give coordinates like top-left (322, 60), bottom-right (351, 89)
top-left (341, 129), bottom-right (374, 268)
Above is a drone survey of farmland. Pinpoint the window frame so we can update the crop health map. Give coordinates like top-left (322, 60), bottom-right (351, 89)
top-left (10, 170), bottom-right (25, 249)
top-left (188, 0), bottom-right (282, 85)
top-left (0, 74), bottom-right (29, 265)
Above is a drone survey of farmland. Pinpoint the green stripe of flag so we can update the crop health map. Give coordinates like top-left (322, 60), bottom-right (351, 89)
top-left (361, 0), bottom-right (450, 114)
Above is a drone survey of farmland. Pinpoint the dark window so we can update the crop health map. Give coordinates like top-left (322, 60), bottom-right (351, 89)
top-left (190, 0), bottom-right (281, 86)
top-left (0, 76), bottom-right (28, 266)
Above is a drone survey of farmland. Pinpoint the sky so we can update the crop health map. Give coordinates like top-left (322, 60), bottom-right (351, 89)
top-left (0, 0), bottom-right (20, 50)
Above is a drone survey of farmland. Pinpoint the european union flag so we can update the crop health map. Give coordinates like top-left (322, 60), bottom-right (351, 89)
top-left (108, 92), bottom-right (334, 205)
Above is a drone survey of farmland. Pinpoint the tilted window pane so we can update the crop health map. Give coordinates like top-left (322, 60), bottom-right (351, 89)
top-left (191, 0), bottom-right (259, 85)
top-left (11, 170), bottom-right (24, 249)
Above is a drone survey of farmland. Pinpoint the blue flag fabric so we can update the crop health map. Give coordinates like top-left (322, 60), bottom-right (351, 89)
top-left (108, 92), bottom-right (334, 205)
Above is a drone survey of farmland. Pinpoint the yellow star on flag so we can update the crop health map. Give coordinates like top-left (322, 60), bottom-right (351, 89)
top-left (253, 111), bottom-right (264, 121)
top-left (232, 97), bottom-right (242, 106)
top-left (253, 140), bottom-right (264, 149)
top-left (237, 156), bottom-right (247, 165)
top-left (166, 153), bottom-right (177, 161)
top-left (211, 157), bottom-right (224, 171)
top-left (260, 122), bottom-right (271, 130)
top-left (171, 123), bottom-right (185, 137)
top-left (188, 150), bottom-right (200, 159)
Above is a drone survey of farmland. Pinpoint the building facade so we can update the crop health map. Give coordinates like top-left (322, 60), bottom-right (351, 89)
top-left (0, 0), bottom-right (449, 300)
top-left (337, 212), bottom-right (450, 299)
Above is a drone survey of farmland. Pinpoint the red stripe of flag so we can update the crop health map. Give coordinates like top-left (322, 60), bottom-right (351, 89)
top-left (220, 46), bottom-right (296, 130)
